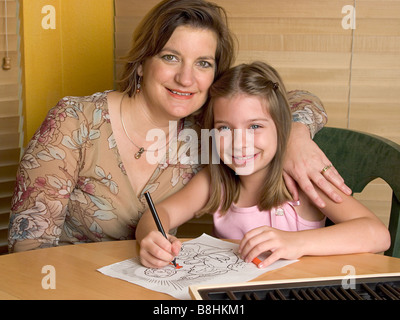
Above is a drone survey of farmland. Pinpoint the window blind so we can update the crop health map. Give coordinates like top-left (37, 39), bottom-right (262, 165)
top-left (0, 0), bottom-right (20, 254)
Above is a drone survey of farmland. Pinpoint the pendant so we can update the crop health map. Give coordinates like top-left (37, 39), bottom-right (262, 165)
top-left (134, 147), bottom-right (145, 159)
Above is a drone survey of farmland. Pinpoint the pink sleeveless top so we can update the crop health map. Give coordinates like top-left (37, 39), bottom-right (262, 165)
top-left (213, 201), bottom-right (326, 240)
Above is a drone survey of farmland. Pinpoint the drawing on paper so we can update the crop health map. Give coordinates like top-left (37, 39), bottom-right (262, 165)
top-left (110, 241), bottom-right (247, 291)
top-left (98, 234), bottom-right (298, 299)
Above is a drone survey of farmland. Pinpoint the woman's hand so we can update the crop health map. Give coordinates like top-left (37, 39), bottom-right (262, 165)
top-left (139, 230), bottom-right (182, 268)
top-left (238, 226), bottom-right (303, 268)
top-left (284, 123), bottom-right (352, 208)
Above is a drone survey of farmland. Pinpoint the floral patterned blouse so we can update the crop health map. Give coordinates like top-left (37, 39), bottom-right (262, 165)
top-left (8, 90), bottom-right (327, 252)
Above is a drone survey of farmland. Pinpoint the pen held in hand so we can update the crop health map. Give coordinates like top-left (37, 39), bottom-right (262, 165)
top-left (144, 192), bottom-right (177, 268)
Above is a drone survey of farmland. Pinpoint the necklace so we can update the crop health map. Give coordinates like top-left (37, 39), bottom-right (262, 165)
top-left (119, 94), bottom-right (184, 159)
top-left (120, 94), bottom-right (171, 159)
top-left (120, 94), bottom-right (149, 159)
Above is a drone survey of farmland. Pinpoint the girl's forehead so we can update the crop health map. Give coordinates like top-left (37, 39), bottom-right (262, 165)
top-left (213, 93), bottom-right (270, 114)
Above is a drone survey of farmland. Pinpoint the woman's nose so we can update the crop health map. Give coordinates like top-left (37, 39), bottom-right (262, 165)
top-left (175, 64), bottom-right (194, 87)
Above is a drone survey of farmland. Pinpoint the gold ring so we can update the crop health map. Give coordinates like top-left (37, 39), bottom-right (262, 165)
top-left (321, 164), bottom-right (333, 175)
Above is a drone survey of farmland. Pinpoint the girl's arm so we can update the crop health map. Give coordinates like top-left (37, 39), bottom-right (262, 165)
top-left (135, 167), bottom-right (211, 268)
top-left (239, 183), bottom-right (391, 268)
top-left (296, 184), bottom-right (391, 255)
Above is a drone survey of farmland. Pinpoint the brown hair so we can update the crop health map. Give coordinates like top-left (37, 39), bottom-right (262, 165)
top-left (198, 61), bottom-right (292, 216)
top-left (118, 0), bottom-right (236, 97)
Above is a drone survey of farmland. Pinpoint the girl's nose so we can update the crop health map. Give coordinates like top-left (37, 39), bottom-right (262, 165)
top-left (233, 129), bottom-right (255, 154)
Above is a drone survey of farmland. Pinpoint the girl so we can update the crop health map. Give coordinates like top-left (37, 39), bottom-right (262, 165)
top-left (136, 61), bottom-right (390, 268)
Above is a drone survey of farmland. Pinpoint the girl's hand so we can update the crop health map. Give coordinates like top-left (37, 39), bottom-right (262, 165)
top-left (139, 230), bottom-right (182, 268)
top-left (284, 123), bottom-right (352, 208)
top-left (239, 227), bottom-right (304, 268)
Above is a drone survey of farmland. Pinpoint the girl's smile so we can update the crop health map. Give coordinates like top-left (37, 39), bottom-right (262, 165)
top-left (213, 93), bottom-right (278, 180)
top-left (232, 152), bottom-right (260, 167)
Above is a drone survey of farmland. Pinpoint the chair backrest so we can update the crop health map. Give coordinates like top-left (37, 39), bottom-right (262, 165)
top-left (313, 127), bottom-right (400, 258)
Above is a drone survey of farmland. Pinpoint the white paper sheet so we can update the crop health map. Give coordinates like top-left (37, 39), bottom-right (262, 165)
top-left (97, 234), bottom-right (297, 299)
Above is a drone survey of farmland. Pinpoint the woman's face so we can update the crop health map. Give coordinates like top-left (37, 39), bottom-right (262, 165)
top-left (138, 25), bottom-right (217, 121)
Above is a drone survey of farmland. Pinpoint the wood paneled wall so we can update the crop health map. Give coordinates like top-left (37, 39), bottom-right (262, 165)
top-left (114, 0), bottom-right (400, 231)
top-left (351, 1), bottom-right (400, 142)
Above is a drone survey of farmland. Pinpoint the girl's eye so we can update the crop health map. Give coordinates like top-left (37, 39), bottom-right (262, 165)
top-left (217, 125), bottom-right (231, 131)
top-left (250, 124), bottom-right (261, 130)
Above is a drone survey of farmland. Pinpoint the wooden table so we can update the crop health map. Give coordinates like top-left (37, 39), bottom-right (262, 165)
top-left (1, 239), bottom-right (400, 300)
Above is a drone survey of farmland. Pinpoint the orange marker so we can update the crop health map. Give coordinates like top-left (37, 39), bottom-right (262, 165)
top-left (252, 252), bottom-right (271, 267)
top-left (252, 257), bottom-right (262, 266)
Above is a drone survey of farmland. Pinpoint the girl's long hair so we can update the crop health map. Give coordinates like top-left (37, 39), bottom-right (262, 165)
top-left (197, 61), bottom-right (292, 216)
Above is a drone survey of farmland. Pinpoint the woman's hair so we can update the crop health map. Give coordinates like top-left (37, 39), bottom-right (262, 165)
top-left (198, 61), bottom-right (293, 216)
top-left (118, 0), bottom-right (236, 97)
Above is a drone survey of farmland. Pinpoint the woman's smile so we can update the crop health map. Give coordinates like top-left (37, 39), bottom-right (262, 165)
top-left (166, 88), bottom-right (195, 100)
top-left (138, 25), bottom-right (217, 121)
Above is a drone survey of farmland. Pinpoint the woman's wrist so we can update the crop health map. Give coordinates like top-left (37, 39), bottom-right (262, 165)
top-left (290, 121), bottom-right (312, 141)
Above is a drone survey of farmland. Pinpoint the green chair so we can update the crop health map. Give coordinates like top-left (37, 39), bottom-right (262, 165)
top-left (313, 127), bottom-right (400, 258)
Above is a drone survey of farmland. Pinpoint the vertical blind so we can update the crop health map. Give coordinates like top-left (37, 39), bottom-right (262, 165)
top-left (0, 0), bottom-right (20, 254)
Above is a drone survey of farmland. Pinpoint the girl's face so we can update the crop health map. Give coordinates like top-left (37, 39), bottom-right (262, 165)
top-left (213, 93), bottom-right (278, 178)
top-left (138, 25), bottom-right (217, 122)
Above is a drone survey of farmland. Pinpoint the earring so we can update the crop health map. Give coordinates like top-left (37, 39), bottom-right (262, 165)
top-left (136, 76), bottom-right (142, 94)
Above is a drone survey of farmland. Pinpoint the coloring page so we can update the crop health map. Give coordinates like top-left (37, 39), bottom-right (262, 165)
top-left (97, 234), bottom-right (297, 299)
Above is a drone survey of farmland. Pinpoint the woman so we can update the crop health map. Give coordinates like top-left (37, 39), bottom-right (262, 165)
top-left (8, 0), bottom-right (348, 252)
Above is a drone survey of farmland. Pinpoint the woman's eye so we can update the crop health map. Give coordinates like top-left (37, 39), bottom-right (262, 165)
top-left (198, 60), bottom-right (213, 69)
top-left (250, 124), bottom-right (261, 130)
top-left (162, 55), bottom-right (178, 62)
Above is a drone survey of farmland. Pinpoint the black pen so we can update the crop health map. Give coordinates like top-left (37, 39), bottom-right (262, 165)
top-left (144, 192), bottom-right (177, 267)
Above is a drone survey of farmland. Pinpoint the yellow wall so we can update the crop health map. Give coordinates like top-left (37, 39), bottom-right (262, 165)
top-left (21, 0), bottom-right (115, 144)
